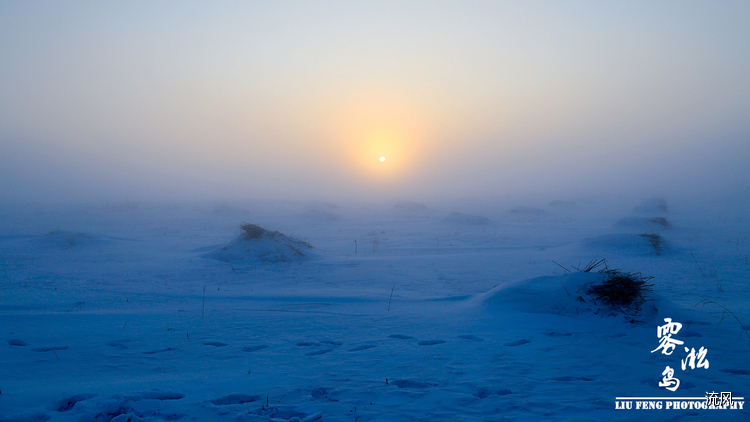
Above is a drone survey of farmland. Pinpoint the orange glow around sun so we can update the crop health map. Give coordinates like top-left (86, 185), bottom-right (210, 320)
top-left (331, 99), bottom-right (430, 182)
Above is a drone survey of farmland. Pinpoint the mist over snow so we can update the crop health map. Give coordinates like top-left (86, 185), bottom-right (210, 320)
top-left (1, 1), bottom-right (749, 204)
top-left (1, 2), bottom-right (750, 421)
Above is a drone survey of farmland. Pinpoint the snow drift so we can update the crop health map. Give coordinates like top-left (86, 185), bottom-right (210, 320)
top-left (203, 224), bottom-right (316, 263)
top-left (480, 270), bottom-right (658, 323)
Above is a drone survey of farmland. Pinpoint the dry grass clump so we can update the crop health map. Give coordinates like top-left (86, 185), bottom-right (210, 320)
top-left (239, 223), bottom-right (313, 249)
top-left (587, 269), bottom-right (654, 312)
top-left (640, 232), bottom-right (666, 255)
top-left (240, 223), bottom-right (269, 240)
top-left (553, 258), bottom-right (656, 322)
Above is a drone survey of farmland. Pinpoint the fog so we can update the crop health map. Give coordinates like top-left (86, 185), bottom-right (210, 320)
top-left (2, 1), bottom-right (749, 205)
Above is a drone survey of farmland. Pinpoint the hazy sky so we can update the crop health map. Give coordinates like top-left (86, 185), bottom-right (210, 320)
top-left (2, 1), bottom-right (749, 203)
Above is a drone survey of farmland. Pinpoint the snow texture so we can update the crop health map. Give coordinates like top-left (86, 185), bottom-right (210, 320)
top-left (1, 196), bottom-right (749, 421)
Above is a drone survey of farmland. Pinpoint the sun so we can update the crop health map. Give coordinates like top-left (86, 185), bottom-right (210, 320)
top-left (379, 156), bottom-right (385, 162)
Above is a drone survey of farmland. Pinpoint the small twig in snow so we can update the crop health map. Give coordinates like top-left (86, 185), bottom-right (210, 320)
top-left (552, 261), bottom-right (571, 273)
top-left (690, 251), bottom-right (706, 278)
top-left (65, 301), bottom-right (84, 312)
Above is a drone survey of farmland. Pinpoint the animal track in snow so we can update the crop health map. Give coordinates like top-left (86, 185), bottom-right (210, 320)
top-left (348, 344), bottom-right (377, 352)
top-left (504, 339), bottom-right (530, 347)
top-left (126, 391), bottom-right (185, 401)
top-left (32, 346), bottom-right (68, 352)
top-left (392, 379), bottom-right (437, 389)
top-left (544, 332), bottom-right (572, 337)
top-left (417, 339), bottom-right (446, 346)
top-left (211, 394), bottom-right (260, 405)
top-left (250, 406), bottom-right (315, 421)
top-left (107, 342), bottom-right (128, 349)
top-left (457, 335), bottom-right (484, 342)
top-left (550, 376), bottom-right (595, 382)
top-left (143, 347), bottom-right (176, 354)
top-left (473, 387), bottom-right (511, 399)
top-left (388, 334), bottom-right (413, 340)
top-left (305, 348), bottom-right (333, 356)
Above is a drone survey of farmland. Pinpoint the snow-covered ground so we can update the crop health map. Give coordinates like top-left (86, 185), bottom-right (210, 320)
top-left (1, 196), bottom-right (748, 421)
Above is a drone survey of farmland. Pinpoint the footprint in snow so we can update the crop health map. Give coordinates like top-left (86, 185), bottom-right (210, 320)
top-left (473, 387), bottom-right (512, 399)
top-left (544, 332), bottom-right (572, 337)
top-left (142, 347), bottom-right (176, 354)
top-left (211, 394), bottom-right (260, 405)
top-left (305, 348), bottom-right (333, 356)
top-left (203, 342), bottom-right (228, 347)
top-left (32, 346), bottom-right (68, 352)
top-left (551, 376), bottom-right (595, 382)
top-left (250, 406), bottom-right (312, 421)
top-left (393, 379), bottom-right (437, 389)
top-left (388, 334), bottom-right (413, 340)
top-left (457, 335), bottom-right (484, 342)
top-left (418, 339), bottom-right (446, 346)
top-left (126, 391), bottom-right (185, 401)
top-left (505, 339), bottom-right (530, 347)
top-left (242, 345), bottom-right (268, 352)
top-left (107, 342), bottom-right (128, 349)
top-left (348, 344), bottom-right (377, 352)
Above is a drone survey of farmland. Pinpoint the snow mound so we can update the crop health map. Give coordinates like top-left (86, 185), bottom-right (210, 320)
top-left (440, 212), bottom-right (490, 226)
top-left (480, 271), bottom-right (657, 322)
top-left (203, 224), bottom-right (316, 264)
top-left (581, 233), bottom-right (668, 255)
